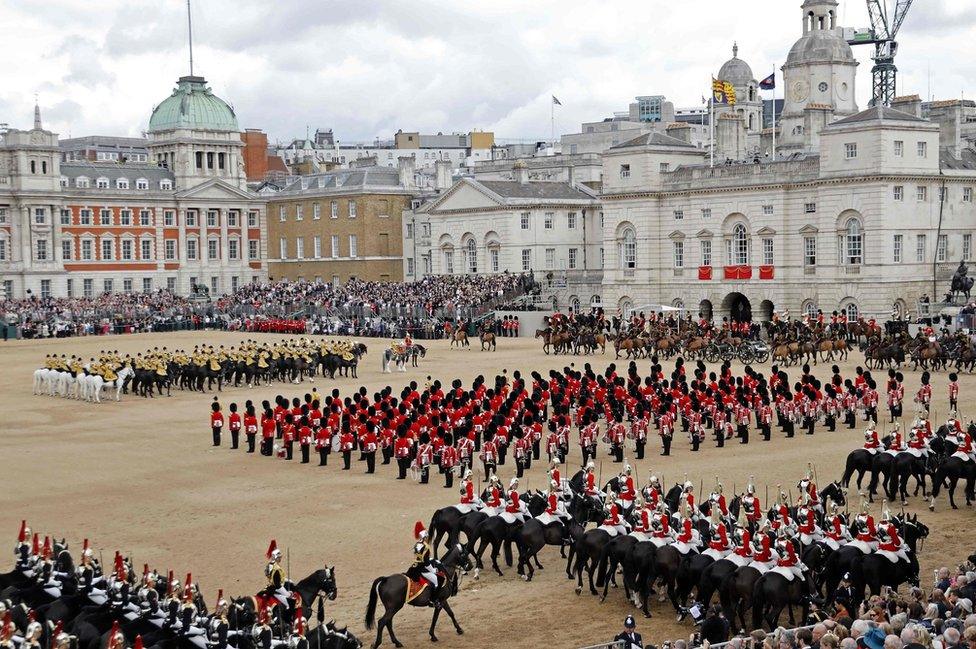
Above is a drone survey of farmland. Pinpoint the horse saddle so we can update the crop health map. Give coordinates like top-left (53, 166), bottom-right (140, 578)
top-left (405, 576), bottom-right (429, 603)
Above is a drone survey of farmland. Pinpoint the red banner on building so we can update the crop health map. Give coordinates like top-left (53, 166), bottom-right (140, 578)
top-left (698, 266), bottom-right (712, 280)
top-left (759, 265), bottom-right (775, 280)
top-left (723, 265), bottom-right (753, 280)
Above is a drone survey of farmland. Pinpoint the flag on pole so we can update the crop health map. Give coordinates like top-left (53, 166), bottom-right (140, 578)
top-left (552, 95), bottom-right (562, 106)
top-left (759, 72), bottom-right (776, 90)
top-left (711, 78), bottom-right (736, 106)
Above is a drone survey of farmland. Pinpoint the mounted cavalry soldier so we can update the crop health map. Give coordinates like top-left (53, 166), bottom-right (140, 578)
top-left (741, 479), bottom-right (762, 530)
top-left (876, 502), bottom-right (910, 564)
top-left (408, 522), bottom-right (441, 591)
top-left (263, 540), bottom-right (290, 607)
top-left (703, 508), bottom-right (732, 560)
top-left (850, 499), bottom-right (878, 553)
top-left (14, 521), bottom-right (33, 574)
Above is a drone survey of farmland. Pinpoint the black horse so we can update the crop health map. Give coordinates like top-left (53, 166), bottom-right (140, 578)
top-left (364, 543), bottom-right (470, 649)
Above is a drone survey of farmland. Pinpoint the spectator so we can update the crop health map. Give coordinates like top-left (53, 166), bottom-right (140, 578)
top-left (701, 606), bottom-right (731, 645)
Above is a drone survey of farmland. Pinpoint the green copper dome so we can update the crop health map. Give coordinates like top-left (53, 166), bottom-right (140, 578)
top-left (148, 76), bottom-right (239, 133)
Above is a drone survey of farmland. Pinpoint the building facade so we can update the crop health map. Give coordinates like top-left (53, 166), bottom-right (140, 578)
top-left (266, 160), bottom-right (416, 284)
top-left (0, 75), bottom-right (267, 299)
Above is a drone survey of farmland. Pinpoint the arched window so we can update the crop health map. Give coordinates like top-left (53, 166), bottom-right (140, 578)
top-left (96, 177), bottom-right (109, 189)
top-left (570, 296), bottom-right (581, 312)
top-left (842, 302), bottom-right (859, 320)
top-left (465, 239), bottom-right (477, 274)
top-left (672, 298), bottom-right (685, 310)
top-left (802, 300), bottom-right (818, 319)
top-left (620, 228), bottom-right (636, 269)
top-left (731, 224), bottom-right (749, 265)
top-left (76, 176), bottom-right (89, 188)
top-left (136, 178), bottom-right (149, 190)
top-left (590, 295), bottom-right (602, 307)
top-left (116, 177), bottom-right (129, 189)
top-left (845, 218), bottom-right (863, 265)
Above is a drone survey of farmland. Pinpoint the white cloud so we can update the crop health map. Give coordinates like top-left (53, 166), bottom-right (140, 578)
top-left (1, 0), bottom-right (975, 143)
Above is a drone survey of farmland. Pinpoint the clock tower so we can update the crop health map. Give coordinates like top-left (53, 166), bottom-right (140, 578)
top-left (778, 0), bottom-right (859, 154)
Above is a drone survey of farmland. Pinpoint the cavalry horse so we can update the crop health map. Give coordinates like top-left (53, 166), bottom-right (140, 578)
top-left (479, 329), bottom-right (496, 352)
top-left (364, 543), bottom-right (471, 648)
top-left (450, 329), bottom-right (469, 349)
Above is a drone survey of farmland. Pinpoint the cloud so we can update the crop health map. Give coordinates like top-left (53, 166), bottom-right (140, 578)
top-left (1, 0), bottom-right (974, 144)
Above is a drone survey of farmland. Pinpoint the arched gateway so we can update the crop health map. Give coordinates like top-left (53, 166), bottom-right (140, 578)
top-left (722, 292), bottom-right (752, 322)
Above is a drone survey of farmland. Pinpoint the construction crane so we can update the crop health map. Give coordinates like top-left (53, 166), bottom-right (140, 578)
top-left (845, 0), bottom-right (915, 107)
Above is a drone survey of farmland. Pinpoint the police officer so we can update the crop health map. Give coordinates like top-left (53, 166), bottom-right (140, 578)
top-left (613, 616), bottom-right (644, 649)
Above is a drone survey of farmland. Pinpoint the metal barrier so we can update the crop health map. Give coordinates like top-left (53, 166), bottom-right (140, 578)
top-left (578, 641), bottom-right (625, 649)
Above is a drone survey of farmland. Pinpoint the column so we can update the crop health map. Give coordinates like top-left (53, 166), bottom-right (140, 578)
top-left (20, 206), bottom-right (32, 269)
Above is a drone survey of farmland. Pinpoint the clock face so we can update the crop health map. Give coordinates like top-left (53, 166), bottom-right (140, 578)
top-left (819, 81), bottom-right (828, 93)
top-left (791, 80), bottom-right (810, 102)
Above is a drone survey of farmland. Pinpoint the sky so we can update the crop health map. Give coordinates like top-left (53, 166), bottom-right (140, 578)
top-left (1, 0), bottom-right (975, 146)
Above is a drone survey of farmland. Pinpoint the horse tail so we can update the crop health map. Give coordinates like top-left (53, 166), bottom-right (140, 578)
top-left (595, 541), bottom-right (612, 588)
top-left (751, 574), bottom-right (767, 631)
top-left (364, 576), bottom-right (384, 630)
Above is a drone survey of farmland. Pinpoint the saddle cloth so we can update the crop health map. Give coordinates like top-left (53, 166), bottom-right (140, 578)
top-left (405, 576), bottom-right (429, 603)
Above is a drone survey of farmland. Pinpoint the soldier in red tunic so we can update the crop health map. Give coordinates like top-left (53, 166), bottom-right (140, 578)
top-left (243, 403), bottom-right (258, 454)
top-left (440, 434), bottom-right (458, 488)
top-left (210, 399), bottom-right (224, 447)
top-left (394, 428), bottom-right (413, 480)
top-left (297, 416), bottom-right (313, 465)
top-left (260, 405), bottom-right (276, 456)
top-left (339, 425), bottom-right (355, 471)
top-left (227, 402), bottom-right (241, 450)
top-left (361, 425), bottom-right (378, 474)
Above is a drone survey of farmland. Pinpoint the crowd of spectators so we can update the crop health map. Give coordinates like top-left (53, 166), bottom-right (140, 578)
top-left (604, 561), bottom-right (976, 649)
top-left (1, 273), bottom-right (535, 341)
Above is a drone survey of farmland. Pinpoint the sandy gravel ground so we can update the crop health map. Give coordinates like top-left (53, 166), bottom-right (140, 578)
top-left (2, 332), bottom-right (974, 649)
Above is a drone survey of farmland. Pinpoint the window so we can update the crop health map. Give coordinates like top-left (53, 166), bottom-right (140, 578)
top-left (83, 278), bottom-right (94, 298)
top-left (916, 186), bottom-right (927, 202)
top-left (844, 219), bottom-right (862, 265)
top-left (167, 277), bottom-right (176, 292)
top-left (894, 140), bottom-right (904, 157)
top-left (407, 258), bottom-right (415, 275)
top-left (731, 224), bottom-right (749, 265)
top-left (330, 201), bottom-right (338, 219)
top-left (331, 235), bottom-right (339, 258)
top-left (520, 212), bottom-right (530, 230)
top-left (165, 240), bottom-right (176, 260)
top-left (34, 208), bottom-right (46, 224)
top-left (121, 239), bottom-right (133, 261)
top-left (964, 234), bottom-right (972, 261)
top-left (120, 210), bottom-right (131, 226)
top-left (136, 178), bottom-right (148, 190)
top-left (295, 205), bottom-right (303, 221)
top-left (762, 204), bottom-right (774, 216)
top-left (186, 238), bottom-right (198, 260)
top-left (279, 206), bottom-right (286, 222)
top-left (138, 210), bottom-right (150, 226)
top-left (673, 241), bottom-right (684, 268)
top-left (186, 211), bottom-right (196, 227)
top-left (100, 209), bottom-right (111, 225)
top-left (123, 278), bottom-right (133, 293)
top-left (659, 163), bottom-right (670, 173)
top-left (762, 238), bottom-right (774, 265)
top-left (159, 179), bottom-right (172, 190)
top-left (567, 212), bottom-right (577, 229)
top-left (116, 178), bottom-right (129, 189)
top-left (80, 209), bottom-right (92, 225)
top-left (893, 186), bottom-right (903, 201)
top-left (60, 176), bottom-right (68, 188)
top-left (964, 188), bottom-right (973, 203)
top-left (937, 234), bottom-right (948, 262)
top-left (845, 143), bottom-right (857, 159)
top-left (164, 210), bottom-right (175, 226)
top-left (143, 278), bottom-right (152, 293)
top-left (490, 248), bottom-right (499, 272)
top-left (40, 279), bottom-right (51, 298)
top-left (567, 247), bottom-right (578, 269)
top-left (248, 240), bottom-right (259, 260)
top-left (701, 240), bottom-right (712, 266)
top-left (444, 249), bottom-right (455, 274)
top-left (600, 247), bottom-right (605, 269)
top-left (96, 177), bottom-right (109, 189)
top-left (466, 239), bottom-right (477, 273)
top-left (76, 176), bottom-right (90, 188)
top-left (228, 239), bottom-right (239, 260)
top-left (917, 141), bottom-right (927, 158)
top-left (619, 164), bottom-right (631, 178)
top-left (61, 239), bottom-right (72, 261)
top-left (804, 236), bottom-right (816, 266)
top-left (81, 239), bottom-right (93, 261)
top-left (206, 239), bottom-right (218, 260)
top-left (0, 238), bottom-right (8, 261)
top-left (422, 222), bottom-right (431, 237)
top-left (313, 203), bottom-right (321, 220)
top-left (101, 239), bottom-right (112, 261)
top-left (60, 209), bottom-right (71, 225)
top-left (279, 237), bottom-right (287, 260)
top-left (545, 248), bottom-right (555, 269)
top-left (804, 202), bottom-right (816, 213)
top-left (916, 234), bottom-right (926, 262)
top-left (544, 212), bottom-right (554, 229)
top-left (348, 235), bottom-right (358, 258)
top-left (66, 278), bottom-right (73, 297)
top-left (295, 237), bottom-right (304, 259)
top-left (939, 187), bottom-right (947, 203)
top-left (843, 302), bottom-right (859, 320)
top-left (674, 210), bottom-right (684, 220)
top-left (521, 249), bottom-right (532, 271)
top-left (701, 208), bottom-right (712, 219)
top-left (207, 211), bottom-right (218, 227)
top-left (246, 211), bottom-right (257, 227)
top-left (893, 234), bottom-right (903, 263)
top-left (348, 201), bottom-right (357, 218)
top-left (622, 229), bottom-right (636, 269)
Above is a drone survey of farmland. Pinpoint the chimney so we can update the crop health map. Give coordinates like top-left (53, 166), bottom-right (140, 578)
top-left (434, 160), bottom-right (452, 191)
top-left (397, 156), bottom-right (416, 189)
top-left (666, 122), bottom-right (692, 144)
top-left (566, 164), bottom-right (575, 187)
top-left (513, 159), bottom-right (529, 185)
top-left (891, 94), bottom-right (922, 118)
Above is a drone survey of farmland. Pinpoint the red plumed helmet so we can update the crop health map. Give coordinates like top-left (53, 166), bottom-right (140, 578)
top-left (41, 536), bottom-right (52, 560)
top-left (133, 636), bottom-right (143, 649)
top-left (109, 621), bottom-right (120, 637)
top-left (265, 539), bottom-right (278, 560)
top-left (183, 573), bottom-right (193, 599)
top-left (82, 538), bottom-right (90, 554)
top-left (114, 552), bottom-right (125, 579)
top-left (28, 610), bottom-right (36, 624)
top-left (165, 570), bottom-right (174, 596)
top-left (17, 521), bottom-right (27, 543)
top-left (142, 563), bottom-right (149, 577)
top-left (31, 533), bottom-right (40, 555)
top-left (413, 521), bottom-right (426, 540)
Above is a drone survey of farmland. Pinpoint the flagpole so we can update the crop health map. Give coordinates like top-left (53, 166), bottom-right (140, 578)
top-left (709, 81), bottom-right (715, 168)
top-left (551, 99), bottom-right (555, 150)
top-left (771, 65), bottom-right (777, 161)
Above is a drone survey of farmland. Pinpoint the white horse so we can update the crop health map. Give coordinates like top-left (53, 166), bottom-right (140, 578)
top-left (381, 348), bottom-right (408, 373)
top-left (56, 371), bottom-right (79, 398)
top-left (80, 366), bottom-right (134, 403)
top-left (33, 368), bottom-right (57, 395)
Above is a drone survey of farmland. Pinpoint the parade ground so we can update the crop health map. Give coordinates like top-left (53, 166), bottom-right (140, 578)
top-left (2, 331), bottom-right (974, 648)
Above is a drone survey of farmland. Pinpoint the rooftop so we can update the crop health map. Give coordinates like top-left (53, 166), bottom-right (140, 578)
top-left (476, 179), bottom-right (597, 201)
top-left (277, 167), bottom-right (408, 194)
top-left (829, 105), bottom-right (927, 126)
top-left (611, 131), bottom-right (698, 149)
